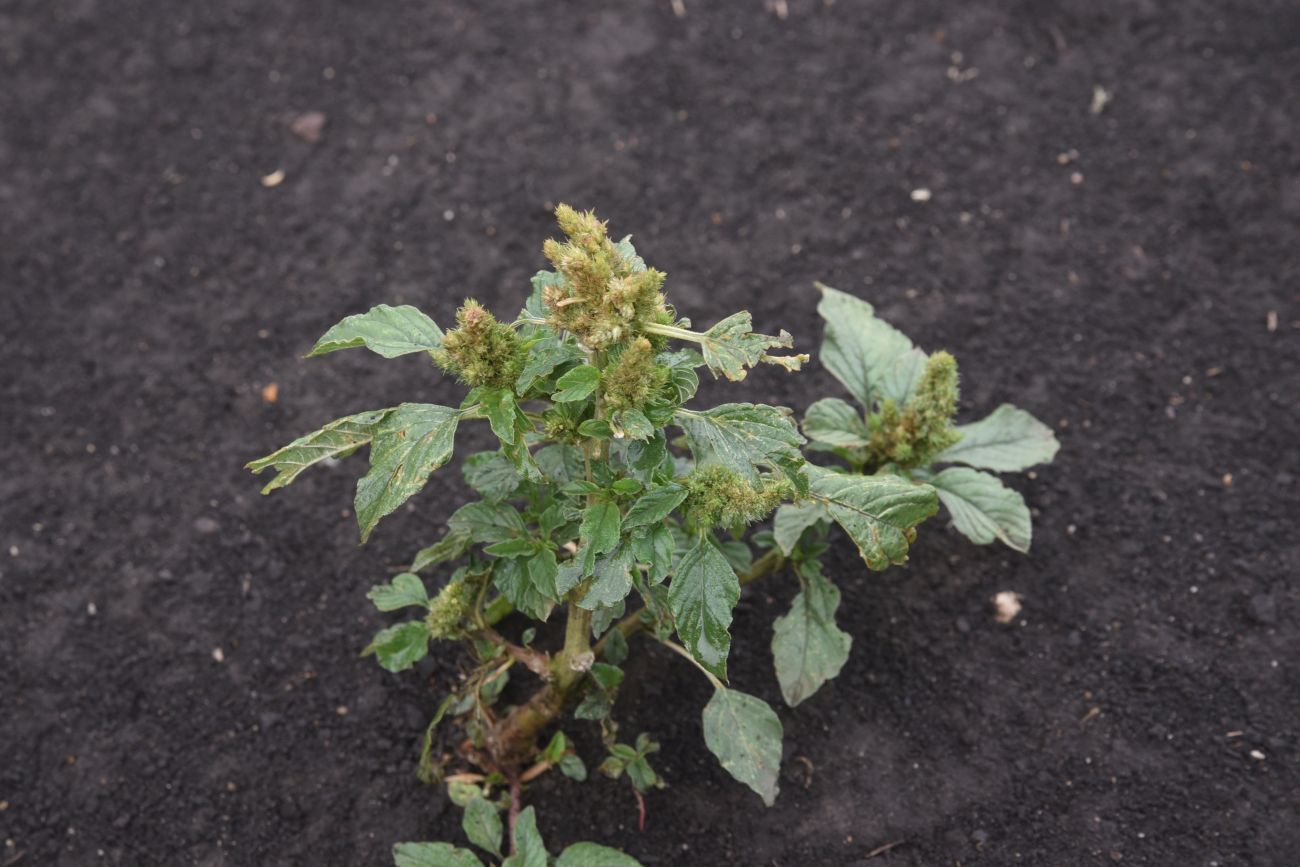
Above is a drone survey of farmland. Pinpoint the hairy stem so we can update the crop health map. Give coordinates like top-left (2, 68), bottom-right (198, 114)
top-left (552, 349), bottom-right (606, 692)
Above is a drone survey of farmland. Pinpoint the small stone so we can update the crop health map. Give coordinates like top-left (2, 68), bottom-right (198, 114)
top-left (212, 647), bottom-right (225, 663)
top-left (290, 111), bottom-right (326, 143)
top-left (910, 187), bottom-right (932, 202)
top-left (993, 591), bottom-right (1022, 624)
top-left (261, 169), bottom-right (285, 188)
top-left (955, 616), bottom-right (970, 633)
top-left (1249, 749), bottom-right (1266, 760)
top-left (194, 517), bottom-right (220, 535)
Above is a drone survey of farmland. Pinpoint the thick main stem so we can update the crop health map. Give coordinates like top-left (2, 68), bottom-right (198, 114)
top-left (485, 546), bottom-right (788, 770)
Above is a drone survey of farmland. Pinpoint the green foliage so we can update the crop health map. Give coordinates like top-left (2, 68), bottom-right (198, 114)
top-left (251, 210), bottom-right (1004, 863)
top-left (309, 304), bottom-right (444, 359)
top-left (771, 563), bottom-right (851, 707)
top-left (701, 687), bottom-right (783, 806)
top-left (797, 284), bottom-right (1057, 553)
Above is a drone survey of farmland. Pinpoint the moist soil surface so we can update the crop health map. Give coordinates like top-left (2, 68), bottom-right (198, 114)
top-left (3, 1), bottom-right (1298, 865)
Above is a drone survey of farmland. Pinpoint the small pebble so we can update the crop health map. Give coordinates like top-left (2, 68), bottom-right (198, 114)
top-left (290, 111), bottom-right (326, 143)
top-left (261, 169), bottom-right (285, 188)
top-left (212, 647), bottom-right (225, 663)
top-left (993, 591), bottom-right (1022, 624)
top-left (910, 187), bottom-right (932, 202)
top-left (194, 517), bottom-right (220, 535)
top-left (1249, 749), bottom-right (1266, 760)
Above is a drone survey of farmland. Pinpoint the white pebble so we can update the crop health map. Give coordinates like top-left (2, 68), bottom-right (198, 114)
top-left (910, 188), bottom-right (932, 202)
top-left (993, 591), bottom-right (1022, 624)
top-left (212, 647), bottom-right (225, 663)
top-left (1249, 749), bottom-right (1265, 760)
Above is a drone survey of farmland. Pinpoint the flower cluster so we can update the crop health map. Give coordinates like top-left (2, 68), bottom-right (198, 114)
top-left (437, 300), bottom-right (524, 389)
top-left (425, 575), bottom-right (473, 640)
top-left (866, 351), bottom-right (962, 469)
top-left (682, 465), bottom-right (790, 531)
top-left (541, 205), bottom-right (672, 350)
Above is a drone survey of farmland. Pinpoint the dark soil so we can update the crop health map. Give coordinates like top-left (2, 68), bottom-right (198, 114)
top-left (3, 0), bottom-right (1298, 864)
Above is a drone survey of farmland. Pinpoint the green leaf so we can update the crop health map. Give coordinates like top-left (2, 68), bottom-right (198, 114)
top-left (695, 311), bottom-right (806, 381)
top-left (527, 548), bottom-right (560, 600)
top-left (602, 628), bottom-right (629, 665)
top-left (590, 598), bottom-right (625, 639)
top-left (806, 465), bottom-right (938, 570)
top-left (660, 350), bottom-right (702, 402)
top-left (552, 365), bottom-right (601, 402)
top-left (631, 524), bottom-right (674, 584)
top-left (367, 573), bottom-right (429, 612)
top-left (701, 687), bottom-right (783, 806)
top-left (590, 662), bottom-right (625, 691)
top-left (613, 234), bottom-right (647, 271)
top-left (393, 842), bottom-right (485, 867)
top-left (365, 621), bottom-right (431, 673)
top-left (483, 538), bottom-right (538, 558)
top-left (247, 408), bottom-right (393, 493)
top-left (449, 502), bottom-right (526, 543)
top-left (516, 334), bottom-right (584, 394)
top-left (556, 842), bottom-right (642, 863)
top-left (611, 478), bottom-right (644, 496)
top-left (577, 418), bottom-right (614, 438)
top-left (558, 754), bottom-right (588, 781)
top-left (505, 806), bottom-right (548, 867)
top-left (535, 444), bottom-right (586, 483)
top-left (463, 451), bottom-right (522, 502)
top-left (623, 483), bottom-right (688, 529)
top-left (479, 387), bottom-right (522, 443)
top-left (802, 398), bottom-right (871, 448)
top-left (411, 528), bottom-right (472, 571)
top-left (494, 558), bottom-right (553, 621)
top-left (772, 501), bottom-right (830, 556)
top-left (937, 404), bottom-right (1060, 472)
top-left (815, 284), bottom-right (914, 407)
top-left (579, 545), bottom-right (635, 610)
top-left (675, 403), bottom-right (807, 494)
top-left (461, 797), bottom-right (503, 859)
top-left (716, 539), bottom-right (752, 574)
top-left (574, 690), bottom-right (612, 721)
top-left (771, 570), bottom-right (851, 706)
top-left (355, 404), bottom-right (460, 542)
top-left (668, 536), bottom-right (740, 680)
top-left (580, 502), bottom-right (621, 558)
top-left (310, 304), bottom-right (443, 358)
top-left (877, 347), bottom-right (929, 404)
top-left (928, 467), bottom-right (1033, 552)
top-left (612, 408), bottom-right (653, 441)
